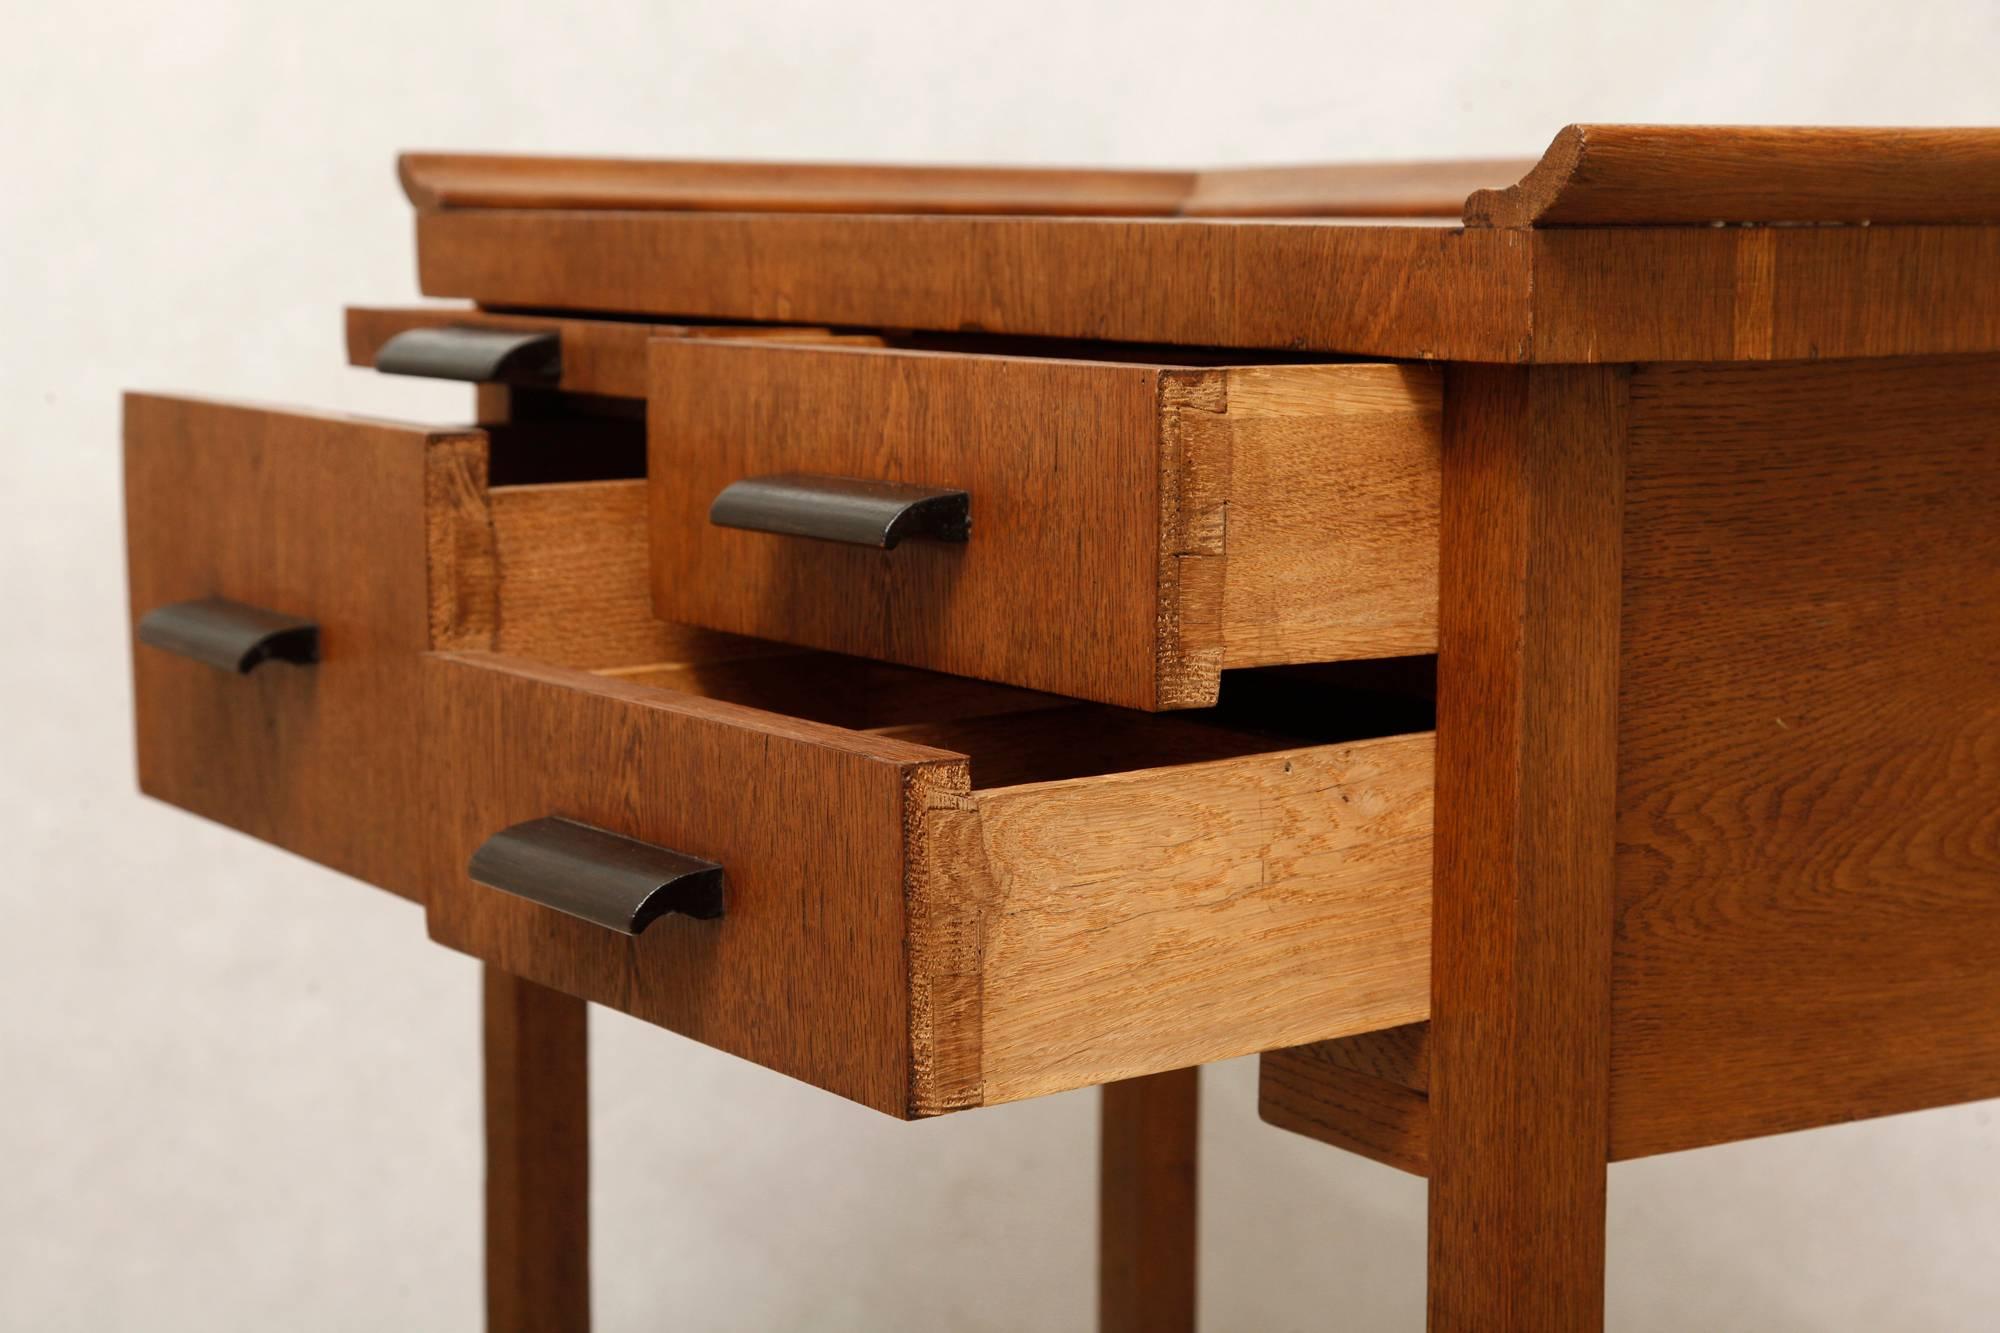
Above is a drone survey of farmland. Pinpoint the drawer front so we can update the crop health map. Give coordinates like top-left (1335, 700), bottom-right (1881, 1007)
top-left (423, 651), bottom-right (1434, 1117)
top-left (124, 394), bottom-right (487, 899)
top-left (422, 652), bottom-right (961, 1114)
top-left (647, 340), bottom-right (1440, 710)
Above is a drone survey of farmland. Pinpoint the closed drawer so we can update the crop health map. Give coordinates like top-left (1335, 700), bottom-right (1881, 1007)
top-left (647, 340), bottom-right (1442, 710)
top-left (423, 651), bottom-right (1434, 1116)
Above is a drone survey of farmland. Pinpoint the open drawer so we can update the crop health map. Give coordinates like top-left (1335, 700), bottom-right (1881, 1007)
top-left (127, 392), bottom-right (1433, 1118)
top-left (124, 393), bottom-right (758, 898)
top-left (422, 651), bottom-right (1434, 1117)
top-left (124, 395), bottom-right (487, 898)
top-left (647, 339), bottom-right (1443, 710)
top-left (122, 389), bottom-right (1060, 898)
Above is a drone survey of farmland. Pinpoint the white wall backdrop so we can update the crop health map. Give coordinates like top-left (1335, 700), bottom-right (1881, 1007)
top-left (4, 2), bottom-right (1997, 1328)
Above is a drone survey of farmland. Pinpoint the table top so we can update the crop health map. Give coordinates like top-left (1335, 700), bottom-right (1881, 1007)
top-left (400, 125), bottom-right (2000, 364)
top-left (401, 124), bottom-right (2000, 226)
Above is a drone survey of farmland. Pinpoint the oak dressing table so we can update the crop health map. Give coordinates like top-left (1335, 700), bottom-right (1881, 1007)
top-left (125, 125), bottom-right (2000, 1330)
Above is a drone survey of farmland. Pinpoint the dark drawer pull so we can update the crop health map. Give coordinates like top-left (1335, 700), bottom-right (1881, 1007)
top-left (709, 473), bottom-right (970, 549)
top-left (468, 817), bottom-right (724, 934)
top-left (373, 326), bottom-right (561, 385)
top-left (137, 598), bottom-right (320, 673)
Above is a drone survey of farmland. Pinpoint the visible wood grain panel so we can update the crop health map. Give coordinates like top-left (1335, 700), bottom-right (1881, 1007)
top-left (1100, 1068), bottom-right (1198, 1333)
top-left (399, 150), bottom-right (1528, 218)
top-left (1182, 159), bottom-right (1534, 218)
top-left (1469, 124), bottom-right (2000, 227)
top-left (124, 395), bottom-right (482, 901)
top-left (1195, 363), bottom-right (1441, 675)
top-left (1530, 224), bottom-right (2000, 363)
top-left (1427, 365), bottom-right (1625, 1331)
top-left (484, 967), bottom-right (589, 1333)
top-left (346, 305), bottom-right (879, 399)
top-left (415, 208), bottom-right (2000, 363)
top-left (648, 342), bottom-right (1441, 708)
top-left (424, 653), bottom-right (1434, 1115)
top-left (1256, 1022), bottom-right (1430, 1173)
top-left (650, 341), bottom-right (1167, 707)
top-left (1610, 355), bottom-right (2000, 1159)
top-left (417, 208), bottom-right (1535, 362)
top-left (1288, 1020), bottom-right (1430, 1089)
top-left (908, 733), bottom-right (1434, 1112)
top-left (1259, 1041), bottom-right (1429, 1174)
top-left (424, 652), bottom-right (958, 1115)
top-left (401, 153), bottom-right (1197, 216)
top-left (484, 479), bottom-right (767, 669)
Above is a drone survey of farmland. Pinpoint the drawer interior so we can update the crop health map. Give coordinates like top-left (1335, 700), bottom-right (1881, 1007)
top-left (474, 466), bottom-right (1435, 777)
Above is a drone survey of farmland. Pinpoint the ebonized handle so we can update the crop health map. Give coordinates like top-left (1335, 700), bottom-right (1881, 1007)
top-left (137, 598), bottom-right (320, 673)
top-left (709, 473), bottom-right (970, 549)
top-left (468, 817), bottom-right (724, 935)
top-left (373, 326), bottom-right (561, 385)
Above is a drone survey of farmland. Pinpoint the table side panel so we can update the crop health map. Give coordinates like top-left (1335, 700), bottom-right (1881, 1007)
top-left (1612, 355), bottom-right (2000, 1158)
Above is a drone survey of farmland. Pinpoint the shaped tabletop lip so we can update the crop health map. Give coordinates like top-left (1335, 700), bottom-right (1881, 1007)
top-left (398, 124), bottom-right (2000, 228)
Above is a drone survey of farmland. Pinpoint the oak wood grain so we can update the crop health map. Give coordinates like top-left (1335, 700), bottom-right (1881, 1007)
top-left (414, 207), bottom-right (2000, 364)
top-left (647, 341), bottom-right (1441, 709)
top-left (484, 967), bottom-right (589, 1333)
top-left (484, 479), bottom-right (770, 669)
top-left (399, 151), bottom-right (1527, 218)
top-left (1427, 365), bottom-right (1625, 1331)
top-left (1258, 1039), bottom-right (1429, 1174)
top-left (1529, 224), bottom-right (2000, 363)
top-left (425, 652), bottom-right (959, 1114)
top-left (401, 154), bottom-right (1197, 216)
top-left (907, 732), bottom-right (1434, 1112)
top-left (1469, 124), bottom-right (2000, 227)
top-left (1286, 1021), bottom-right (1429, 1090)
top-left (1100, 1068), bottom-right (1198, 1333)
top-left (1182, 159), bottom-right (1534, 218)
top-left (125, 394), bottom-right (483, 901)
top-left (416, 208), bottom-right (1535, 361)
top-left (1609, 355), bottom-right (2000, 1159)
top-left (346, 305), bottom-right (881, 400)
top-left (1253, 1021), bottom-right (1431, 1172)
top-left (422, 653), bottom-right (1434, 1114)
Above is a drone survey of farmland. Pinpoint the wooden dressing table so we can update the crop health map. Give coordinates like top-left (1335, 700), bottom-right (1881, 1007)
top-left (125, 125), bottom-right (2000, 1330)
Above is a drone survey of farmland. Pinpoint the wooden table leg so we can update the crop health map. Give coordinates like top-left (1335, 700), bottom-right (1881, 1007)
top-left (1427, 365), bottom-right (1625, 1331)
top-left (1100, 1066), bottom-right (1199, 1333)
top-left (484, 966), bottom-right (591, 1333)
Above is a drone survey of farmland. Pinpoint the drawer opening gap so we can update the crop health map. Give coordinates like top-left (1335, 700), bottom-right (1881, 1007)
top-left (483, 393), bottom-right (647, 485)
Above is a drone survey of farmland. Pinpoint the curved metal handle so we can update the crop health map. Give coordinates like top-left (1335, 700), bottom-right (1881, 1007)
top-left (137, 598), bottom-right (320, 673)
top-left (374, 326), bottom-right (561, 385)
top-left (469, 817), bottom-right (724, 934)
top-left (709, 473), bottom-right (970, 549)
